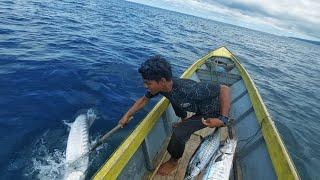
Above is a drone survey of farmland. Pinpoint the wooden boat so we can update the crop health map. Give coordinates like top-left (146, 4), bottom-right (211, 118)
top-left (92, 47), bottom-right (300, 180)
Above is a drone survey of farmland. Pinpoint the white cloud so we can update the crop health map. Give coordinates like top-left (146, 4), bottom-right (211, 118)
top-left (225, 0), bottom-right (320, 24)
top-left (128, 0), bottom-right (320, 41)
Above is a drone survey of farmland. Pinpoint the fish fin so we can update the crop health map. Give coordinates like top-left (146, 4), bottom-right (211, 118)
top-left (62, 119), bottom-right (72, 127)
top-left (215, 153), bottom-right (223, 162)
top-left (199, 135), bottom-right (204, 141)
top-left (213, 149), bottom-right (225, 162)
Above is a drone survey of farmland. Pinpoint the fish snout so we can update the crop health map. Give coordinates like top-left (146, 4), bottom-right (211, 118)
top-left (86, 108), bottom-right (97, 126)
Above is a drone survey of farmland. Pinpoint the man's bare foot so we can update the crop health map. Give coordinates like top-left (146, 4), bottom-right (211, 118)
top-left (157, 158), bottom-right (179, 176)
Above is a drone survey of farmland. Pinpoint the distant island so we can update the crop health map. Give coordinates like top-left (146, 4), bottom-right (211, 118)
top-left (289, 37), bottom-right (320, 46)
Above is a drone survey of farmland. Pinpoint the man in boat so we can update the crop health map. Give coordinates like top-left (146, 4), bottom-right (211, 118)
top-left (118, 55), bottom-right (231, 175)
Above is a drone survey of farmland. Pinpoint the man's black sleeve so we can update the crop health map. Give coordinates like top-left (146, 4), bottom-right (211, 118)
top-left (171, 103), bottom-right (187, 119)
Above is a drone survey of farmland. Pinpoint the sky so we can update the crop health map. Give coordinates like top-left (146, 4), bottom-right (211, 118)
top-left (128, 0), bottom-right (320, 41)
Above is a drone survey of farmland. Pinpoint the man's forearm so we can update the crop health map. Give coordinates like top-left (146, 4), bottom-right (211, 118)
top-left (220, 85), bottom-right (230, 116)
top-left (125, 96), bottom-right (149, 118)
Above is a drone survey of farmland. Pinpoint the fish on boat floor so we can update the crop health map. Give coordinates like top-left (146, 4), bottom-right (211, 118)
top-left (152, 127), bottom-right (229, 180)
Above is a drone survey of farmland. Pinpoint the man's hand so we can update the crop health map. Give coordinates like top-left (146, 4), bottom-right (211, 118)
top-left (201, 118), bottom-right (224, 128)
top-left (118, 115), bottom-right (132, 128)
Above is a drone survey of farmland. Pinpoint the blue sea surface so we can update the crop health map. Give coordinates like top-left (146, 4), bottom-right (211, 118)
top-left (0, 0), bottom-right (319, 179)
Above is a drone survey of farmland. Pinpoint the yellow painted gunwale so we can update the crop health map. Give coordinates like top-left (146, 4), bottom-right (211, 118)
top-left (222, 47), bottom-right (300, 180)
top-left (93, 47), bottom-right (299, 180)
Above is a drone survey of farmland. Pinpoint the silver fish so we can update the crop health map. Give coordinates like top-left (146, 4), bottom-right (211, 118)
top-left (64, 109), bottom-right (97, 180)
top-left (202, 138), bottom-right (237, 180)
top-left (184, 128), bottom-right (221, 180)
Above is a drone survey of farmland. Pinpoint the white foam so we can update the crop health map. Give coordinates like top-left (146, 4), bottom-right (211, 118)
top-left (27, 109), bottom-right (104, 179)
top-left (28, 138), bottom-right (66, 180)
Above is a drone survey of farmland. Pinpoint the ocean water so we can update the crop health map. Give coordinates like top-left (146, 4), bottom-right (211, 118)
top-left (0, 0), bottom-right (319, 179)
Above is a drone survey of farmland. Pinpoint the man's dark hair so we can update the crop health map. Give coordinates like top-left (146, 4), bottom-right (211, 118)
top-left (138, 55), bottom-right (172, 81)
